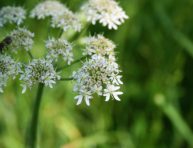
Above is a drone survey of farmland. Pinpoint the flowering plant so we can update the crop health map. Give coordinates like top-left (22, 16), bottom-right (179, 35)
top-left (0, 0), bottom-right (128, 147)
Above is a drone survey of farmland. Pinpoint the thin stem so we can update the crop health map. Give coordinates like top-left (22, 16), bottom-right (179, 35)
top-left (56, 55), bottom-right (88, 72)
top-left (59, 77), bottom-right (74, 81)
top-left (27, 51), bottom-right (34, 59)
top-left (69, 23), bottom-right (90, 42)
top-left (58, 29), bottom-right (64, 38)
top-left (155, 95), bottom-right (193, 147)
top-left (26, 83), bottom-right (44, 148)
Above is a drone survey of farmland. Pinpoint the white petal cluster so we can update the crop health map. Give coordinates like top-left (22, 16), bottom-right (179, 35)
top-left (30, 0), bottom-right (81, 32)
top-left (0, 54), bottom-right (21, 92)
top-left (46, 38), bottom-right (73, 65)
top-left (30, 0), bottom-right (65, 19)
top-left (0, 6), bottom-right (26, 27)
top-left (20, 59), bottom-right (60, 93)
top-left (9, 28), bottom-right (34, 52)
top-left (82, 0), bottom-right (128, 30)
top-left (51, 8), bottom-right (81, 32)
top-left (73, 35), bottom-right (123, 106)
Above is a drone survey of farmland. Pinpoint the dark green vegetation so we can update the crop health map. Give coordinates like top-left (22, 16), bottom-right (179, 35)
top-left (0, 0), bottom-right (193, 147)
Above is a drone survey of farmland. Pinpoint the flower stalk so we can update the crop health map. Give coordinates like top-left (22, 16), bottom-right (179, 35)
top-left (26, 83), bottom-right (44, 148)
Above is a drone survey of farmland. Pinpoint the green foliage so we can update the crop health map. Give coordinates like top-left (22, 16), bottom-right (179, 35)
top-left (0, 0), bottom-right (193, 147)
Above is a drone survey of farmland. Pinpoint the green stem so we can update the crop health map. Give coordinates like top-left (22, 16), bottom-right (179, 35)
top-left (59, 77), bottom-right (74, 81)
top-left (155, 95), bottom-right (193, 147)
top-left (153, 2), bottom-right (193, 58)
top-left (58, 29), bottom-right (63, 38)
top-left (69, 23), bottom-right (90, 42)
top-left (27, 51), bottom-right (34, 59)
top-left (162, 104), bottom-right (193, 147)
top-left (26, 83), bottom-right (44, 148)
top-left (56, 55), bottom-right (88, 72)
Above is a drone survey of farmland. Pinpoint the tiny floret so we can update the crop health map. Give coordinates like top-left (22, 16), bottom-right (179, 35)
top-left (0, 54), bottom-right (21, 92)
top-left (20, 59), bottom-right (60, 93)
top-left (46, 38), bottom-right (73, 65)
top-left (82, 0), bottom-right (128, 30)
top-left (0, 6), bottom-right (26, 27)
top-left (103, 85), bottom-right (123, 101)
top-left (9, 28), bottom-right (34, 52)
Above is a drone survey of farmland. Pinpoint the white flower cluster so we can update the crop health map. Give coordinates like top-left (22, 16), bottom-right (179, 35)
top-left (0, 54), bottom-right (21, 92)
top-left (20, 59), bottom-right (60, 93)
top-left (9, 28), bottom-right (34, 52)
top-left (0, 6), bottom-right (26, 27)
top-left (30, 0), bottom-right (81, 32)
top-left (73, 35), bottom-right (123, 106)
top-left (82, 0), bottom-right (128, 30)
top-left (30, 0), bottom-right (65, 19)
top-left (0, 1), bottom-right (126, 106)
top-left (51, 8), bottom-right (81, 32)
top-left (46, 38), bottom-right (73, 65)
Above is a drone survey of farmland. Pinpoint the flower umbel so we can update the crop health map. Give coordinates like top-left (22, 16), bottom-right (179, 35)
top-left (0, 6), bottom-right (26, 27)
top-left (8, 28), bottom-right (34, 52)
top-left (0, 54), bottom-right (21, 92)
top-left (20, 59), bottom-right (60, 93)
top-left (73, 35), bottom-right (123, 105)
top-left (46, 38), bottom-right (74, 65)
top-left (82, 0), bottom-right (128, 30)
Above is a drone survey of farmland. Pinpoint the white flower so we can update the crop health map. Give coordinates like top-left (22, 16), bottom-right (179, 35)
top-left (0, 6), bottom-right (26, 27)
top-left (0, 54), bottom-right (21, 92)
top-left (30, 0), bottom-right (65, 19)
top-left (45, 38), bottom-right (73, 64)
top-left (20, 59), bottom-right (60, 93)
top-left (51, 8), bottom-right (81, 32)
top-left (9, 28), bottom-right (34, 52)
top-left (110, 73), bottom-right (123, 85)
top-left (75, 92), bottom-right (93, 106)
top-left (103, 85), bottom-right (123, 101)
top-left (82, 0), bottom-right (128, 30)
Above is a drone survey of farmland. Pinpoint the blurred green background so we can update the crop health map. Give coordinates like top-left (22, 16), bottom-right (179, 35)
top-left (1, 0), bottom-right (193, 147)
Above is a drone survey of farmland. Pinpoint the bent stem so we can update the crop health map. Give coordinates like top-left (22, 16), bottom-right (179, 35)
top-left (26, 83), bottom-right (44, 148)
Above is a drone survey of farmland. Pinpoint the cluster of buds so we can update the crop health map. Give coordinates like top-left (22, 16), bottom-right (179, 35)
top-left (9, 28), bottom-right (34, 52)
top-left (20, 59), bottom-right (60, 93)
top-left (0, 6), bottom-right (26, 27)
top-left (45, 38), bottom-right (73, 65)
